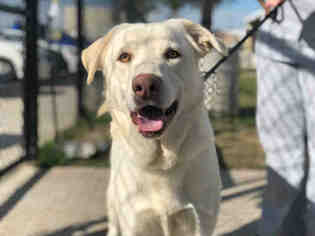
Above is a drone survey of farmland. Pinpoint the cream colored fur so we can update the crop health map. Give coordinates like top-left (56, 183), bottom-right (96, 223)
top-left (82, 19), bottom-right (223, 236)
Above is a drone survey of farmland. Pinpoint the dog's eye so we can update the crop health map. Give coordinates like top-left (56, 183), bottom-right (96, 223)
top-left (118, 52), bottom-right (132, 63)
top-left (165, 48), bottom-right (181, 60)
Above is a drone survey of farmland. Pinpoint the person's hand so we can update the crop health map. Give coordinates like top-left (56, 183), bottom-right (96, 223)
top-left (258, 0), bottom-right (284, 14)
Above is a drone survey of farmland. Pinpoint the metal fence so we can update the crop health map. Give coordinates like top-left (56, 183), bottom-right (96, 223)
top-left (0, 0), bottom-right (85, 176)
top-left (0, 0), bottom-right (269, 177)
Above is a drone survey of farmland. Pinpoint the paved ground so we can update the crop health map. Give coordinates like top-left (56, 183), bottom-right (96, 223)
top-left (0, 163), bottom-right (266, 236)
top-left (0, 80), bottom-right (77, 170)
top-left (214, 170), bottom-right (265, 236)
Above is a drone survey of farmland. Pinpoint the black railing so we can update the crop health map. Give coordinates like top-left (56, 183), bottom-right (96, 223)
top-left (23, 0), bottom-right (39, 160)
top-left (0, 1), bottom-right (37, 176)
top-left (0, 0), bottom-right (85, 176)
top-left (77, 0), bottom-right (85, 118)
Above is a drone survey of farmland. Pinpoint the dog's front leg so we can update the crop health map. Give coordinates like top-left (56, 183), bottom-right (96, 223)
top-left (107, 185), bottom-right (120, 236)
top-left (107, 226), bottom-right (119, 236)
top-left (107, 203), bottom-right (120, 236)
top-left (161, 204), bottom-right (201, 236)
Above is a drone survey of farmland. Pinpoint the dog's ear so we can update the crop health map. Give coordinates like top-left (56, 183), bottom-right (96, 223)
top-left (172, 19), bottom-right (227, 57)
top-left (82, 24), bottom-right (129, 116)
top-left (162, 204), bottom-right (201, 236)
top-left (81, 30), bottom-right (114, 85)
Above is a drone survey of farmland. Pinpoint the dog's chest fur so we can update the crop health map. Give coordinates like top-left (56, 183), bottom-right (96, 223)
top-left (109, 148), bottom-right (190, 231)
top-left (110, 143), bottom-right (187, 206)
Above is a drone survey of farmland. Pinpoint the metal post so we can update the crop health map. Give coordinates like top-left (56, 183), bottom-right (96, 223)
top-left (77, 0), bottom-right (85, 118)
top-left (23, 0), bottom-right (38, 160)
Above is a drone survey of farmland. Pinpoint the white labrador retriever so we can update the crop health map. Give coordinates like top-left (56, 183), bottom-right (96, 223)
top-left (82, 19), bottom-right (224, 236)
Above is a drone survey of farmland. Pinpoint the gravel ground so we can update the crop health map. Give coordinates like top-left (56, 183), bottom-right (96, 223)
top-left (0, 164), bottom-right (266, 236)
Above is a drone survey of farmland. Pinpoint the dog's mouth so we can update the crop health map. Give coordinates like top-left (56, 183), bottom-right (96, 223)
top-left (130, 100), bottom-right (178, 138)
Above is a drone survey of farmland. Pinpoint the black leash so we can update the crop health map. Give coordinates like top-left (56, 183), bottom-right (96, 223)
top-left (203, 0), bottom-right (287, 81)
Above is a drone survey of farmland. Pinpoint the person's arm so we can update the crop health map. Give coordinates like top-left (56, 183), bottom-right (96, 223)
top-left (257, 0), bottom-right (284, 14)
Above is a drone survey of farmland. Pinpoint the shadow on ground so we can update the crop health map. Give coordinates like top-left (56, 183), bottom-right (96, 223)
top-left (222, 220), bottom-right (259, 236)
top-left (0, 134), bottom-right (23, 149)
top-left (32, 217), bottom-right (108, 236)
top-left (218, 168), bottom-right (265, 236)
top-left (0, 167), bottom-right (49, 221)
top-left (222, 184), bottom-right (265, 202)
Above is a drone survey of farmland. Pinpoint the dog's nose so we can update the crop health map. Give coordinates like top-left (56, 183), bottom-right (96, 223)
top-left (132, 74), bottom-right (162, 101)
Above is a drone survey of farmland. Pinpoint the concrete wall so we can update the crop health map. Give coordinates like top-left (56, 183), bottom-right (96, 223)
top-left (64, 6), bottom-right (114, 40)
top-left (239, 37), bottom-right (256, 70)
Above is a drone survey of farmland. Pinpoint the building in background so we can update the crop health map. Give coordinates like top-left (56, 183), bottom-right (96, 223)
top-left (0, 0), bottom-right (115, 41)
top-left (242, 9), bottom-right (264, 69)
top-left (63, 0), bottom-right (115, 41)
top-left (222, 28), bottom-right (256, 70)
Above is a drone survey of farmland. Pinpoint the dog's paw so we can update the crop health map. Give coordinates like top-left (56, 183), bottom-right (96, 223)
top-left (162, 204), bottom-right (201, 236)
top-left (131, 209), bottom-right (164, 236)
top-left (107, 225), bottom-right (120, 236)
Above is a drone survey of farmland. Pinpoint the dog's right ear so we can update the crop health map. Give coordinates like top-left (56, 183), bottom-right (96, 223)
top-left (81, 30), bottom-right (115, 85)
top-left (169, 19), bottom-right (227, 57)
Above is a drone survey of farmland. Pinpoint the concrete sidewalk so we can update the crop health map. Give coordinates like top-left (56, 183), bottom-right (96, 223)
top-left (0, 81), bottom-right (77, 171)
top-left (0, 163), bottom-right (266, 236)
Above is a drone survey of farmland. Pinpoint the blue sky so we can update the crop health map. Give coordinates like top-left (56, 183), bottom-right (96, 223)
top-left (213, 0), bottom-right (262, 29)
top-left (0, 0), bottom-right (262, 30)
top-left (148, 0), bottom-right (262, 30)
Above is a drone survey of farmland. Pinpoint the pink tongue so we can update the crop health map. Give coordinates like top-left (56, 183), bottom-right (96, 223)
top-left (137, 116), bottom-right (164, 132)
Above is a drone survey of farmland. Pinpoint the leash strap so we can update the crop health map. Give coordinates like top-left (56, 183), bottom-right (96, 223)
top-left (203, 0), bottom-right (287, 81)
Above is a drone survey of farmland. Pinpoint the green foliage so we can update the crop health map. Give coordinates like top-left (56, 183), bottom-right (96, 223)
top-left (159, 0), bottom-right (184, 11)
top-left (62, 112), bottom-right (111, 141)
top-left (239, 70), bottom-right (257, 110)
top-left (38, 142), bottom-right (70, 168)
top-left (37, 111), bottom-right (112, 168)
top-left (91, 111), bottom-right (112, 125)
top-left (113, 0), bottom-right (156, 22)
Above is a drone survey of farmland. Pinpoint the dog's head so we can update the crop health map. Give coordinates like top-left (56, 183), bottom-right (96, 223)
top-left (82, 19), bottom-right (225, 139)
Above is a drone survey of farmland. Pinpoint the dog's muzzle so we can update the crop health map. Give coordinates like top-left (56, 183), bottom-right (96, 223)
top-left (130, 73), bottom-right (178, 138)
